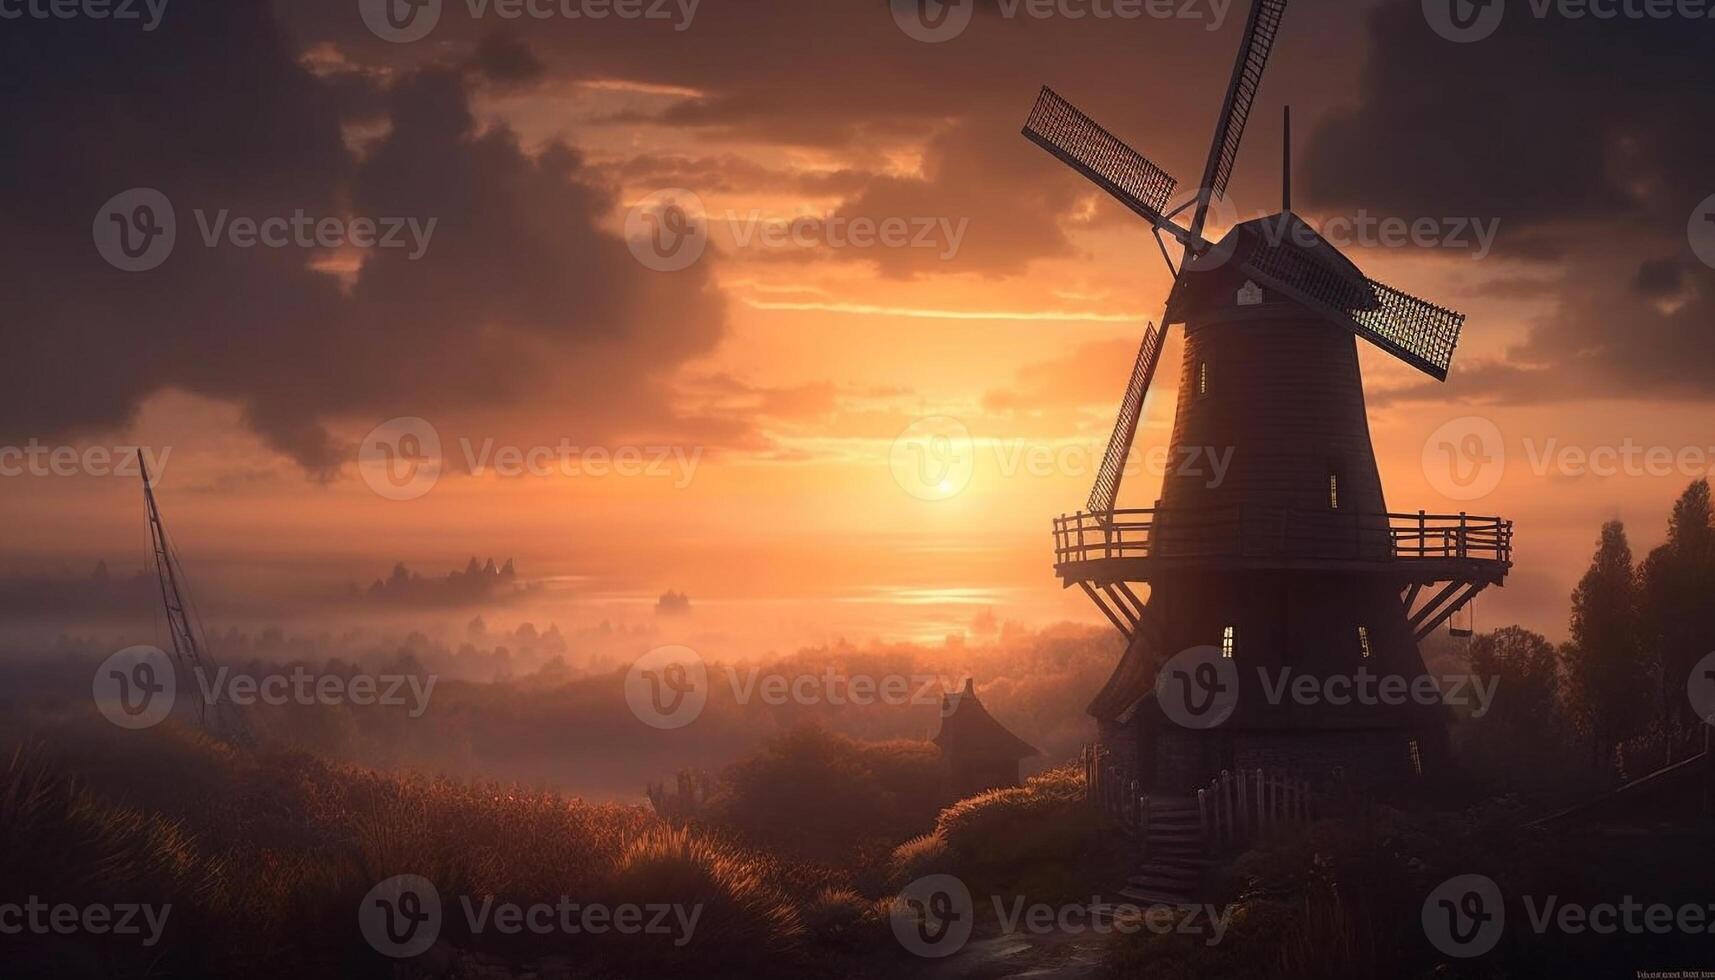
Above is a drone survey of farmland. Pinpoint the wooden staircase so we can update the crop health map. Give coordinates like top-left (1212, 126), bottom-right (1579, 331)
top-left (1120, 796), bottom-right (1210, 906)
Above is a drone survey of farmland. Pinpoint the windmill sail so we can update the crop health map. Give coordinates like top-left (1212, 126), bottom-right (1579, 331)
top-left (1088, 323), bottom-right (1166, 515)
top-left (139, 451), bottom-right (253, 745)
top-left (1190, 0), bottom-right (1289, 238)
top-left (1023, 87), bottom-right (1180, 233)
top-left (1233, 233), bottom-right (1464, 381)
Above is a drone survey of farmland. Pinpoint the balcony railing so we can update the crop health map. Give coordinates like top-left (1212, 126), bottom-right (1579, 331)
top-left (1053, 506), bottom-right (1512, 569)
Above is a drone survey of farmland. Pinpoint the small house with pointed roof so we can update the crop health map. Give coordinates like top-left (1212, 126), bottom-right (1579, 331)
top-left (933, 678), bottom-right (1039, 798)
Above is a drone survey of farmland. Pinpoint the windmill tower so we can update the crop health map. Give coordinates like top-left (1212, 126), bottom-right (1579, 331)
top-left (1023, 0), bottom-right (1511, 793)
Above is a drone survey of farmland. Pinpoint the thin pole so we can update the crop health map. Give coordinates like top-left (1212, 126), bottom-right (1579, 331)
top-left (1282, 105), bottom-right (1292, 213)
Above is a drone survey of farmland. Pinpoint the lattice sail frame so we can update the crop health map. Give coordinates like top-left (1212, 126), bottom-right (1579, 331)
top-left (1023, 87), bottom-right (1179, 227)
top-left (1088, 323), bottom-right (1166, 516)
top-left (1193, 0), bottom-right (1288, 234)
top-left (1233, 232), bottom-right (1464, 381)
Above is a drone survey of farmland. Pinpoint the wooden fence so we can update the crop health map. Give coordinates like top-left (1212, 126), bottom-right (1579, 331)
top-left (1197, 768), bottom-right (1313, 853)
top-left (1082, 744), bottom-right (1146, 835)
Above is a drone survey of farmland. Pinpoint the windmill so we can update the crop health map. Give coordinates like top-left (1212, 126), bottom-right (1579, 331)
top-left (139, 450), bottom-right (253, 746)
top-left (1024, 0), bottom-right (1511, 798)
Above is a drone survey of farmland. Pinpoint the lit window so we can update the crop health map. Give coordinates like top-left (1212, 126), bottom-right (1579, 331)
top-left (1327, 472), bottom-right (1340, 510)
top-left (1197, 361), bottom-right (1209, 396)
top-left (1408, 738), bottom-right (1423, 775)
top-left (1357, 625), bottom-right (1372, 659)
top-left (1220, 625), bottom-right (1236, 659)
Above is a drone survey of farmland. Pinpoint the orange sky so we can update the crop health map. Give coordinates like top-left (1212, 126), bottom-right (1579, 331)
top-left (3, 0), bottom-right (1712, 651)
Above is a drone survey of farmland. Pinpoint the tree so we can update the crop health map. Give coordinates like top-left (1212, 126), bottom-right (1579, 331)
top-left (1560, 520), bottom-right (1651, 769)
top-left (1639, 480), bottom-right (1715, 731)
top-left (1465, 626), bottom-right (1560, 734)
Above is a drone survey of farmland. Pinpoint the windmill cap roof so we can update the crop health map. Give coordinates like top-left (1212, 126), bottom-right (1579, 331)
top-left (1191, 210), bottom-right (1379, 309)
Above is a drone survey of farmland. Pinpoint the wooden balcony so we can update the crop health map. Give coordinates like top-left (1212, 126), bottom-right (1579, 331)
top-left (1053, 506), bottom-right (1512, 587)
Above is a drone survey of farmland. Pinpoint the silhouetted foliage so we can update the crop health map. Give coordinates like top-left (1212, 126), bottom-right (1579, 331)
top-left (1560, 521), bottom-right (1652, 769)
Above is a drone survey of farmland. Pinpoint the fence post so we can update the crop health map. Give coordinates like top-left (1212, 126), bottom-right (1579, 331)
top-left (1255, 769), bottom-right (1265, 833)
top-left (1225, 769), bottom-right (1238, 847)
top-left (1197, 787), bottom-right (1209, 852)
top-left (1139, 792), bottom-right (1151, 860)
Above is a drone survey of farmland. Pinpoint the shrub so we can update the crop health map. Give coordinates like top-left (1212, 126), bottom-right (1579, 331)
top-left (711, 725), bottom-right (941, 865)
top-left (603, 825), bottom-right (805, 975)
top-left (921, 764), bottom-right (1123, 904)
top-left (886, 832), bottom-right (951, 888)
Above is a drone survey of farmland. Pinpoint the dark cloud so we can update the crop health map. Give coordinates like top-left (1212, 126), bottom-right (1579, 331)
top-left (469, 33), bottom-right (546, 86)
top-left (1303, 3), bottom-right (1715, 403)
top-left (0, 0), bottom-right (727, 474)
top-left (1633, 257), bottom-right (1683, 298)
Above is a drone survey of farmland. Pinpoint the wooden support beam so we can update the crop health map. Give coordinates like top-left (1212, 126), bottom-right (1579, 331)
top-left (1402, 582), bottom-right (1422, 615)
top-left (1101, 583), bottom-right (1141, 630)
top-left (1407, 580), bottom-right (1465, 631)
top-left (1078, 580), bottom-right (1133, 640)
top-left (1415, 582), bottom-right (1486, 641)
